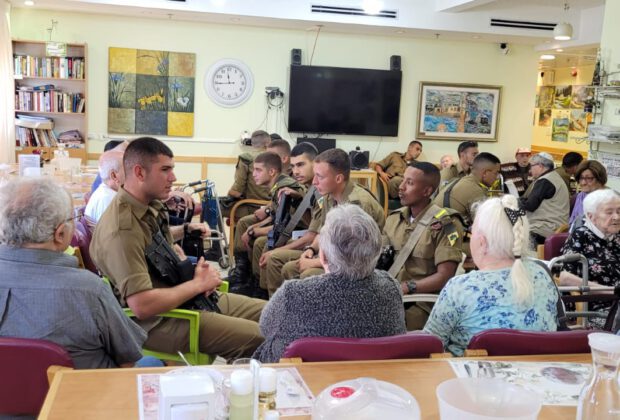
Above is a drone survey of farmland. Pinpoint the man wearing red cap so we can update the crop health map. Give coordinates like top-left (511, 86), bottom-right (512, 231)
top-left (500, 147), bottom-right (533, 196)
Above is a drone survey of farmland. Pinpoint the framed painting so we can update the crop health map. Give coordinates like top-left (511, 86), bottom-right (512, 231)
top-left (417, 82), bottom-right (501, 141)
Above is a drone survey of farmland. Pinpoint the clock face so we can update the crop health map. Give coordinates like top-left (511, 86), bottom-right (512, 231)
top-left (204, 59), bottom-right (254, 108)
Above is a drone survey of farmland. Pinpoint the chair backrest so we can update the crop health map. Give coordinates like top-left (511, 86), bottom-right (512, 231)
top-left (543, 232), bottom-right (570, 260)
top-left (70, 215), bottom-right (97, 273)
top-left (0, 337), bottom-right (74, 416)
top-left (282, 332), bottom-right (444, 362)
top-left (467, 328), bottom-right (595, 356)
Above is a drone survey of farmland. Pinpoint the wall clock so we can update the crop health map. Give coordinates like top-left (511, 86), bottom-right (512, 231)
top-left (204, 58), bottom-right (254, 108)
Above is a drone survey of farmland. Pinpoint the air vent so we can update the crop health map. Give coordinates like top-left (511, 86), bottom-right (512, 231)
top-left (311, 5), bottom-right (398, 19)
top-left (490, 18), bottom-right (556, 31)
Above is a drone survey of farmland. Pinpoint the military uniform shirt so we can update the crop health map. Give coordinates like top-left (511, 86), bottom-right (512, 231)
top-left (91, 187), bottom-right (173, 331)
top-left (377, 152), bottom-right (410, 177)
top-left (382, 204), bottom-right (463, 282)
top-left (432, 174), bottom-right (490, 227)
top-left (320, 180), bottom-right (385, 230)
top-left (440, 162), bottom-right (468, 185)
top-left (230, 151), bottom-right (270, 201)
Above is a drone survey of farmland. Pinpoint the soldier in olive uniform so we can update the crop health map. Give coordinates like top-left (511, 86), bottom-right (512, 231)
top-left (555, 152), bottom-right (584, 195)
top-left (251, 143), bottom-right (319, 290)
top-left (266, 138), bottom-right (293, 177)
top-left (374, 140), bottom-right (423, 198)
top-left (440, 140), bottom-right (479, 186)
top-left (269, 149), bottom-right (385, 294)
top-left (383, 162), bottom-right (464, 330)
top-left (433, 152), bottom-right (501, 229)
top-left (222, 130), bottom-right (271, 219)
top-left (230, 152), bottom-right (305, 296)
top-left (91, 137), bottom-right (266, 361)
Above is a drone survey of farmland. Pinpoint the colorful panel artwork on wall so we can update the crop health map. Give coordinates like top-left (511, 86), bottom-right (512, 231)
top-left (108, 47), bottom-right (196, 137)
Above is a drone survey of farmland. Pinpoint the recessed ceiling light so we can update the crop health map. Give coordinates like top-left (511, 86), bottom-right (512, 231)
top-left (24, 0), bottom-right (34, 5)
top-left (541, 54), bottom-right (556, 60)
top-left (396, 30), bottom-right (405, 34)
top-left (556, 48), bottom-right (564, 52)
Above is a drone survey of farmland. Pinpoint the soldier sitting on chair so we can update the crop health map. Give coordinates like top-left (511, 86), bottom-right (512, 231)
top-left (220, 130), bottom-right (271, 219)
top-left (267, 138), bottom-right (293, 177)
top-left (374, 140), bottom-right (423, 199)
top-left (440, 140), bottom-right (479, 185)
top-left (267, 148), bottom-right (385, 295)
top-left (229, 152), bottom-right (305, 297)
top-left (382, 162), bottom-right (464, 330)
top-left (91, 137), bottom-right (266, 362)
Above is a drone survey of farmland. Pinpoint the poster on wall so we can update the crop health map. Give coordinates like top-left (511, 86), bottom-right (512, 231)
top-left (108, 47), bottom-right (196, 137)
top-left (538, 109), bottom-right (552, 127)
top-left (554, 85), bottom-right (572, 109)
top-left (536, 86), bottom-right (555, 108)
top-left (571, 86), bottom-right (594, 109)
top-left (416, 82), bottom-right (501, 142)
top-left (551, 110), bottom-right (570, 142)
top-left (569, 110), bottom-right (592, 132)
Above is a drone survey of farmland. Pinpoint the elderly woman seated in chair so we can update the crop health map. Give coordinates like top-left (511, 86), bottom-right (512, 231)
top-left (559, 189), bottom-right (620, 328)
top-left (253, 204), bottom-right (406, 363)
top-left (424, 195), bottom-right (559, 356)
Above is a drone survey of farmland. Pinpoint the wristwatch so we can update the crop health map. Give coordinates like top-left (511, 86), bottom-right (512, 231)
top-left (303, 245), bottom-right (316, 257)
top-left (264, 207), bottom-right (272, 217)
top-left (247, 227), bottom-right (255, 238)
top-left (406, 280), bottom-right (417, 294)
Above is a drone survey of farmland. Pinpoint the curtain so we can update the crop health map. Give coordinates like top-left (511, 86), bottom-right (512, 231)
top-left (0, 0), bottom-right (14, 164)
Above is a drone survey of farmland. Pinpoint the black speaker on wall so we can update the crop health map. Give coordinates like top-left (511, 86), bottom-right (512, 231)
top-left (291, 48), bottom-right (302, 66)
top-left (390, 55), bottom-right (401, 71)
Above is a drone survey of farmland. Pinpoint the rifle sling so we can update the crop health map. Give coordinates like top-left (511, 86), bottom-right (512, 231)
top-left (274, 186), bottom-right (320, 248)
top-left (387, 204), bottom-right (442, 278)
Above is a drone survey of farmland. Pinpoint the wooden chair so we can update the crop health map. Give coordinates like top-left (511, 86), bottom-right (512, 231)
top-left (228, 198), bottom-right (269, 266)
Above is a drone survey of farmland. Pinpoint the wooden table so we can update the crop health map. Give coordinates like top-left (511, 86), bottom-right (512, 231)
top-left (39, 354), bottom-right (589, 419)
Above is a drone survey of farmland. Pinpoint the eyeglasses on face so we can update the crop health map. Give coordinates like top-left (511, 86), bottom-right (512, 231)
top-left (579, 176), bottom-right (596, 182)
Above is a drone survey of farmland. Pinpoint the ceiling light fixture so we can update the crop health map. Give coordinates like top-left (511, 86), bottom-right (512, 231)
top-left (553, 3), bottom-right (573, 41)
top-left (541, 54), bottom-right (556, 60)
top-left (362, 0), bottom-right (383, 15)
top-left (24, 0), bottom-right (34, 5)
top-left (556, 49), bottom-right (564, 52)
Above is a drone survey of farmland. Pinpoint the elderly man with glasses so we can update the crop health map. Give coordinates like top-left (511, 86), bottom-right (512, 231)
top-left (519, 152), bottom-right (569, 246)
top-left (0, 178), bottom-right (147, 369)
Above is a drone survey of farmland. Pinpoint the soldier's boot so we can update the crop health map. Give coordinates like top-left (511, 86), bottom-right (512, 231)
top-left (228, 253), bottom-right (253, 296)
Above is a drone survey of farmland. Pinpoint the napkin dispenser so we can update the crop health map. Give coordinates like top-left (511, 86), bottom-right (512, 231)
top-left (159, 373), bottom-right (216, 420)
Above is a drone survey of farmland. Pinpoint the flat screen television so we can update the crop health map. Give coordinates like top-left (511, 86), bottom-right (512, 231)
top-left (287, 65), bottom-right (402, 137)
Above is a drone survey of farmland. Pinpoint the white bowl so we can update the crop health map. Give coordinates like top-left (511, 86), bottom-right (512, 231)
top-left (436, 378), bottom-right (542, 420)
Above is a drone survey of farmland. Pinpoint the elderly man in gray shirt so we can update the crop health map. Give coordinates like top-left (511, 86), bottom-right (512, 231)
top-left (0, 177), bottom-right (146, 369)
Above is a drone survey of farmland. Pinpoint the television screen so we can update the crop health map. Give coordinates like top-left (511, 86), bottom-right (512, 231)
top-left (288, 65), bottom-right (402, 137)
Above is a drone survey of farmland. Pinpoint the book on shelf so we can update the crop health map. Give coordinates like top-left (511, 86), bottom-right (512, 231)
top-left (14, 115), bottom-right (58, 147)
top-left (13, 55), bottom-right (85, 79)
top-left (14, 89), bottom-right (85, 113)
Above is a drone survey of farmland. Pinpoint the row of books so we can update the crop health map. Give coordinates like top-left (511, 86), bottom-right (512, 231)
top-left (15, 89), bottom-right (85, 113)
top-left (15, 115), bottom-right (58, 147)
top-left (13, 55), bottom-right (85, 79)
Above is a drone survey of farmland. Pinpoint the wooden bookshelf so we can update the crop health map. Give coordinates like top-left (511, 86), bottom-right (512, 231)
top-left (12, 40), bottom-right (88, 163)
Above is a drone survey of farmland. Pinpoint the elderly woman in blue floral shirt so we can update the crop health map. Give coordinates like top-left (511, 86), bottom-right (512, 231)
top-left (424, 195), bottom-right (559, 356)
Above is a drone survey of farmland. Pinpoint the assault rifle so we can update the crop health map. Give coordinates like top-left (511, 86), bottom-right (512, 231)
top-left (266, 194), bottom-right (292, 250)
top-left (145, 230), bottom-right (220, 313)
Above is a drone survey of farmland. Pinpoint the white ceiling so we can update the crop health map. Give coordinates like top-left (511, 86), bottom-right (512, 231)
top-left (9, 0), bottom-right (605, 66)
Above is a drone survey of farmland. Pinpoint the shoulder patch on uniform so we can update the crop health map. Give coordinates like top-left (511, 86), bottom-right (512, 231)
top-left (317, 196), bottom-right (324, 209)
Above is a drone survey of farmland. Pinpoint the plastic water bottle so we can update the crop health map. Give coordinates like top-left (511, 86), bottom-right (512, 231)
top-left (576, 333), bottom-right (620, 419)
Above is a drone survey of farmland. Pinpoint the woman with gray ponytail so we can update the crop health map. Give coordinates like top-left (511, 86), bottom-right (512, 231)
top-left (424, 195), bottom-right (559, 356)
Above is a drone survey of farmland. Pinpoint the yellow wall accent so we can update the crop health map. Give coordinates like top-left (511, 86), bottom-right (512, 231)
top-left (9, 8), bottom-right (540, 186)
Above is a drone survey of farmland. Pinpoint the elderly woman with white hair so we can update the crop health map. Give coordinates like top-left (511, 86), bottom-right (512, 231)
top-left (252, 204), bottom-right (406, 363)
top-left (559, 189), bottom-right (620, 327)
top-left (424, 195), bottom-right (559, 356)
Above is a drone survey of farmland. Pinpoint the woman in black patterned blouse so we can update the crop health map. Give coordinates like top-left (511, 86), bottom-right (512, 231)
top-left (560, 189), bottom-right (620, 325)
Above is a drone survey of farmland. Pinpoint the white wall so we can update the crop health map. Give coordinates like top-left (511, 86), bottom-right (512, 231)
top-left (9, 8), bottom-right (539, 184)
